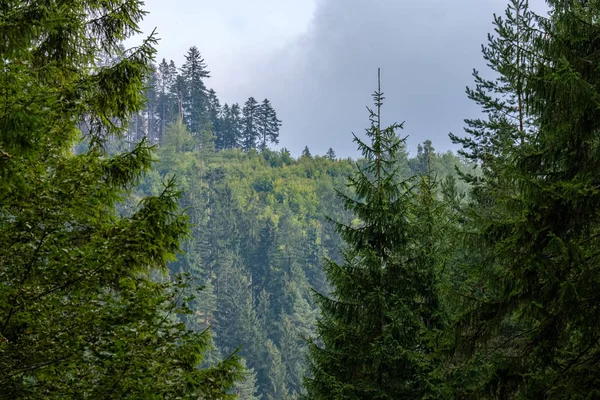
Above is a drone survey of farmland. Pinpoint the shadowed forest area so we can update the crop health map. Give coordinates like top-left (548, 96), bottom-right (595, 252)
top-left (3, 0), bottom-right (600, 399)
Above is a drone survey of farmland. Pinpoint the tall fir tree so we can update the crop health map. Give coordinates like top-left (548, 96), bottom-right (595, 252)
top-left (157, 58), bottom-right (180, 140)
top-left (326, 148), bottom-right (337, 161)
top-left (181, 46), bottom-right (210, 134)
top-left (207, 88), bottom-right (223, 141)
top-left (301, 146), bottom-right (312, 158)
top-left (0, 0), bottom-right (241, 397)
top-left (449, 1), bottom-right (600, 397)
top-left (258, 99), bottom-right (282, 150)
top-left (242, 97), bottom-right (261, 151)
top-left (305, 71), bottom-right (438, 399)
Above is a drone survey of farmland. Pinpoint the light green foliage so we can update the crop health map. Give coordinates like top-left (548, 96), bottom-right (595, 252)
top-left (137, 132), bottom-right (467, 398)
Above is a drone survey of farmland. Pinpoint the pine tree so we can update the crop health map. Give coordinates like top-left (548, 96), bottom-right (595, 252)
top-left (242, 97), bottom-right (261, 151)
top-left (326, 148), bottom-right (336, 160)
top-left (144, 64), bottom-right (159, 143)
top-left (258, 99), bottom-right (282, 150)
top-left (411, 139), bottom-right (435, 174)
top-left (305, 71), bottom-right (436, 399)
top-left (0, 0), bottom-right (241, 397)
top-left (235, 358), bottom-right (262, 400)
top-left (156, 59), bottom-right (180, 140)
top-left (301, 146), bottom-right (312, 158)
top-left (449, 1), bottom-right (600, 397)
top-left (157, 59), bottom-right (173, 138)
top-left (229, 103), bottom-right (244, 148)
top-left (266, 340), bottom-right (292, 400)
top-left (181, 46), bottom-right (211, 133)
top-left (207, 88), bottom-right (222, 139)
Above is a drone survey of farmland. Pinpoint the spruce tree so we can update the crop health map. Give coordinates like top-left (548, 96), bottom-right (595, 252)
top-left (258, 99), bottom-right (282, 150)
top-left (305, 71), bottom-right (436, 399)
top-left (181, 46), bottom-right (210, 133)
top-left (217, 104), bottom-right (233, 150)
top-left (207, 88), bottom-right (222, 139)
top-left (234, 358), bottom-right (262, 400)
top-left (229, 103), bottom-right (244, 148)
top-left (449, 1), bottom-right (600, 397)
top-left (326, 148), bottom-right (337, 161)
top-left (156, 59), bottom-right (181, 140)
top-left (242, 97), bottom-right (261, 151)
top-left (301, 146), bottom-right (312, 158)
top-left (0, 0), bottom-right (240, 397)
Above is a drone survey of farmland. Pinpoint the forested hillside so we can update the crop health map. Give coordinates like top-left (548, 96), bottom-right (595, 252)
top-left (4, 0), bottom-right (600, 399)
top-left (128, 121), bottom-right (471, 399)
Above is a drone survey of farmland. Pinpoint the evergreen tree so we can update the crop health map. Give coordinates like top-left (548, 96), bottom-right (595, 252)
top-left (157, 58), bottom-right (173, 137)
top-left (449, 1), bottom-right (600, 397)
top-left (242, 97), bottom-right (261, 151)
top-left (227, 103), bottom-right (244, 149)
top-left (0, 0), bottom-right (241, 397)
top-left (301, 146), bottom-right (312, 158)
top-left (144, 64), bottom-right (159, 143)
top-left (326, 147), bottom-right (336, 160)
top-left (258, 99), bottom-right (282, 150)
top-left (207, 88), bottom-right (222, 139)
top-left (305, 72), bottom-right (437, 399)
top-left (181, 46), bottom-right (210, 133)
top-left (410, 139), bottom-right (435, 174)
top-left (217, 103), bottom-right (233, 149)
top-left (235, 358), bottom-right (262, 400)
top-left (266, 340), bottom-right (292, 400)
top-left (156, 59), bottom-right (181, 140)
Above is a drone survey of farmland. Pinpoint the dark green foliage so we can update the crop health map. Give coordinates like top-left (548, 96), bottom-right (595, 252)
top-left (207, 88), bottom-right (223, 140)
top-left (157, 58), bottom-right (180, 139)
top-left (258, 99), bottom-right (282, 151)
top-left (0, 0), bottom-right (241, 397)
top-left (305, 76), bottom-right (442, 399)
top-left (448, 0), bottom-right (600, 398)
top-left (116, 50), bottom-right (281, 152)
top-left (181, 46), bottom-right (211, 133)
top-left (138, 128), bottom-right (468, 398)
top-left (326, 148), bottom-right (336, 161)
top-left (218, 103), bottom-right (244, 149)
top-left (242, 97), bottom-right (261, 151)
top-left (301, 146), bottom-right (312, 158)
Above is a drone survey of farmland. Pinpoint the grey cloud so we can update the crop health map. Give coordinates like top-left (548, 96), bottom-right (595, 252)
top-left (238, 0), bottom-right (547, 158)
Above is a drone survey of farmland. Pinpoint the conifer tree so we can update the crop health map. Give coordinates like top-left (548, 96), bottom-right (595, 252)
top-left (234, 358), bottom-right (262, 400)
top-left (181, 46), bottom-right (211, 133)
top-left (229, 103), bottom-right (244, 148)
top-left (449, 1), bottom-right (600, 397)
top-left (301, 146), bottom-right (312, 158)
top-left (305, 71), bottom-right (436, 399)
top-left (0, 0), bottom-right (241, 397)
top-left (207, 88), bottom-right (222, 139)
top-left (217, 104), bottom-right (233, 149)
top-left (157, 59), bottom-right (180, 139)
top-left (258, 99), bottom-right (282, 150)
top-left (326, 148), bottom-right (336, 160)
top-left (242, 97), bottom-right (261, 151)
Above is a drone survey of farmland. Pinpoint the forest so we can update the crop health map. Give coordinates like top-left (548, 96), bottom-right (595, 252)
top-left (2, 0), bottom-right (600, 399)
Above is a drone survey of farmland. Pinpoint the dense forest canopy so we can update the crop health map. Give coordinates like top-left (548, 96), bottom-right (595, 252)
top-left (2, 0), bottom-right (600, 399)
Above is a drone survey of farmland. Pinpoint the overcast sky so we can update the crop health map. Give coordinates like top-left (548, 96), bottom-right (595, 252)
top-left (132, 0), bottom-right (548, 157)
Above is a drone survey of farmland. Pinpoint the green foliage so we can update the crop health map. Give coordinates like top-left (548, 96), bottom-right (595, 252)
top-left (448, 1), bottom-right (600, 398)
top-left (304, 76), bottom-right (444, 399)
top-left (138, 124), bottom-right (467, 398)
top-left (0, 0), bottom-right (241, 397)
